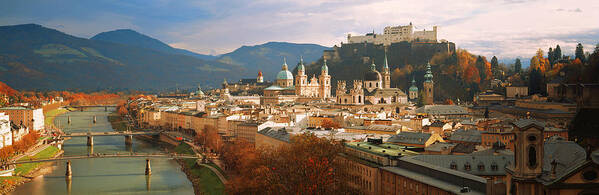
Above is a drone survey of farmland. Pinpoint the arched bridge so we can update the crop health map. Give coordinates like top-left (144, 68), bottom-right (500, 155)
top-left (5, 153), bottom-right (199, 165)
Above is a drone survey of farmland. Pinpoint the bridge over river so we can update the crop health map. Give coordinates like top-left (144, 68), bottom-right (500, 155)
top-left (58, 130), bottom-right (162, 146)
top-left (5, 153), bottom-right (200, 177)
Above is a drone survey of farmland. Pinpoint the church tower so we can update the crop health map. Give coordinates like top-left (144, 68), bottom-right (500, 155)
top-left (295, 56), bottom-right (308, 96)
top-left (507, 120), bottom-right (545, 195)
top-left (257, 70), bottom-right (264, 83)
top-left (409, 77), bottom-right (418, 100)
top-left (382, 53), bottom-right (391, 88)
top-left (423, 62), bottom-right (434, 105)
top-left (319, 59), bottom-right (331, 98)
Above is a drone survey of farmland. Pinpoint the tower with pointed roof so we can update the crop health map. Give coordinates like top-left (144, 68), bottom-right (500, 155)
top-left (295, 56), bottom-right (308, 96)
top-left (319, 59), bottom-right (331, 98)
top-left (423, 62), bottom-right (434, 105)
top-left (382, 53), bottom-right (391, 88)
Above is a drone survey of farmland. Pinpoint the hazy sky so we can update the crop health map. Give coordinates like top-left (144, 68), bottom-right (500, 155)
top-left (2, 0), bottom-right (598, 60)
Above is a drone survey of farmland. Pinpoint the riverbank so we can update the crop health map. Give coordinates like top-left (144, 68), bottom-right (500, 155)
top-left (174, 143), bottom-right (225, 195)
top-left (0, 145), bottom-right (62, 194)
top-left (108, 112), bottom-right (128, 131)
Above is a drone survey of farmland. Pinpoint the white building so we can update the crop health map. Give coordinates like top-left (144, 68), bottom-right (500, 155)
top-left (347, 23), bottom-right (438, 45)
top-left (0, 113), bottom-right (12, 149)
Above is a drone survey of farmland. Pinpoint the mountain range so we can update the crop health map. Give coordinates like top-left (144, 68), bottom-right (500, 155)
top-left (0, 24), bottom-right (330, 90)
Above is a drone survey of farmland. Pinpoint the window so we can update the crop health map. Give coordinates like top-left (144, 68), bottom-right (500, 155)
top-left (491, 163), bottom-right (498, 171)
top-left (528, 135), bottom-right (537, 142)
top-left (370, 83), bottom-right (372, 88)
top-left (450, 162), bottom-right (457, 170)
top-left (478, 163), bottom-right (485, 171)
top-left (464, 162), bottom-right (471, 171)
top-left (528, 146), bottom-right (537, 168)
top-left (376, 83), bottom-right (379, 87)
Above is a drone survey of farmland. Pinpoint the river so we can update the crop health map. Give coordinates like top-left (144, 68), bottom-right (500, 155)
top-left (10, 107), bottom-right (194, 195)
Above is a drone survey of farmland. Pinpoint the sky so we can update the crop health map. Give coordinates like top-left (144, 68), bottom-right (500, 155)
top-left (1, 0), bottom-right (598, 61)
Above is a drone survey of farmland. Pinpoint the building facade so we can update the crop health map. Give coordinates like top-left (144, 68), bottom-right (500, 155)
top-left (347, 23), bottom-right (438, 45)
top-left (0, 107), bottom-right (44, 131)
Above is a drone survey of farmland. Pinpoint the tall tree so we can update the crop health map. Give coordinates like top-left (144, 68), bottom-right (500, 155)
top-left (548, 47), bottom-right (554, 68)
top-left (555, 45), bottom-right (562, 61)
top-left (515, 58), bottom-right (522, 73)
top-left (575, 43), bottom-right (586, 63)
top-left (491, 56), bottom-right (500, 79)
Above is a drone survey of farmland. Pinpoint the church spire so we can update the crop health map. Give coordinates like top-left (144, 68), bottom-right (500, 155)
top-left (282, 57), bottom-right (288, 70)
top-left (424, 62), bottom-right (433, 82)
top-left (383, 52), bottom-right (390, 73)
top-left (321, 59), bottom-right (328, 74)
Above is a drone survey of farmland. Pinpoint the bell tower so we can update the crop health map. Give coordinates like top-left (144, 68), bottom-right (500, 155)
top-left (507, 119), bottom-right (545, 195)
top-left (382, 52), bottom-right (391, 88)
top-left (423, 62), bottom-right (434, 105)
top-left (295, 56), bottom-right (307, 96)
top-left (319, 59), bottom-right (331, 98)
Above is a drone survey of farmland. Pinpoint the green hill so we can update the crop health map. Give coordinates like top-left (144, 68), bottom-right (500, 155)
top-left (302, 41), bottom-right (478, 101)
top-left (91, 29), bottom-right (217, 60)
top-left (217, 42), bottom-right (330, 80)
top-left (0, 24), bottom-right (243, 90)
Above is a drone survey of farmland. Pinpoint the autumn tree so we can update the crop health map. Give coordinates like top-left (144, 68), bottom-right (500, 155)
top-left (321, 120), bottom-right (341, 129)
top-left (225, 133), bottom-right (355, 194)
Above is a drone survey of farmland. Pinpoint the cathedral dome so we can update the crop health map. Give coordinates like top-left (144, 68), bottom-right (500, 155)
top-left (277, 70), bottom-right (294, 80)
top-left (364, 61), bottom-right (381, 81)
top-left (277, 57), bottom-right (293, 80)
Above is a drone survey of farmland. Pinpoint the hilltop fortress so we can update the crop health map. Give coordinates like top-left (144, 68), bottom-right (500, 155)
top-left (347, 23), bottom-right (439, 45)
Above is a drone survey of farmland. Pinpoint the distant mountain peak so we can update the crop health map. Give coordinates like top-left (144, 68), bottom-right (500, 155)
top-left (91, 29), bottom-right (216, 60)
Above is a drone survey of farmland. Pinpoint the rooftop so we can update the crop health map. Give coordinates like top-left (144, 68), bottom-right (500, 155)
top-left (344, 141), bottom-right (418, 157)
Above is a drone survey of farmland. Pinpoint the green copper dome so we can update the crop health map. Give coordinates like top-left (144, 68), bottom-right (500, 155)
top-left (321, 59), bottom-right (328, 72)
top-left (297, 56), bottom-right (305, 72)
top-left (277, 70), bottom-right (293, 80)
top-left (409, 78), bottom-right (418, 92)
top-left (277, 57), bottom-right (294, 80)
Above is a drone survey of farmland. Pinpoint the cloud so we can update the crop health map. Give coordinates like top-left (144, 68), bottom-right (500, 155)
top-left (1, 0), bottom-right (598, 59)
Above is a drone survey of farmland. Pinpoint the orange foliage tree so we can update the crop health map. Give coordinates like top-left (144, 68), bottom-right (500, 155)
top-left (225, 133), bottom-right (356, 194)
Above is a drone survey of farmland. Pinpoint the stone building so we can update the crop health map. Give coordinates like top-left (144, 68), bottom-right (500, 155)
top-left (0, 106), bottom-right (44, 131)
top-left (336, 54), bottom-right (408, 107)
top-left (506, 119), bottom-right (599, 194)
top-left (262, 58), bottom-right (331, 104)
top-left (347, 23), bottom-right (438, 45)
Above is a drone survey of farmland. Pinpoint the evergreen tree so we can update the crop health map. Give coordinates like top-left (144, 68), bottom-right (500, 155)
top-left (515, 58), bottom-right (522, 73)
top-left (548, 47), bottom-right (554, 68)
top-left (528, 68), bottom-right (544, 95)
top-left (491, 56), bottom-right (499, 78)
top-left (416, 90), bottom-right (425, 107)
top-left (555, 45), bottom-right (562, 61)
top-left (576, 43), bottom-right (586, 63)
top-left (476, 56), bottom-right (488, 80)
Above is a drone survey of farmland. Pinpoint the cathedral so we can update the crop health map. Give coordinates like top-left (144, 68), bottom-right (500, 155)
top-left (262, 54), bottom-right (434, 108)
top-left (262, 57), bottom-right (331, 104)
top-left (336, 53), bottom-right (408, 106)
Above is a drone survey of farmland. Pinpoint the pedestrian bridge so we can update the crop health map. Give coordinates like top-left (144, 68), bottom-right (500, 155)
top-left (5, 153), bottom-right (199, 165)
top-left (61, 130), bottom-right (160, 137)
